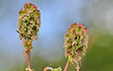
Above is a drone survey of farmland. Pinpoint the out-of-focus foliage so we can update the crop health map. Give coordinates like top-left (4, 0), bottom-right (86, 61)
top-left (0, 0), bottom-right (113, 71)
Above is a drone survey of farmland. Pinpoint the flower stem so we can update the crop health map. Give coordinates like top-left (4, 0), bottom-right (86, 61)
top-left (27, 47), bottom-right (30, 69)
top-left (64, 60), bottom-right (70, 71)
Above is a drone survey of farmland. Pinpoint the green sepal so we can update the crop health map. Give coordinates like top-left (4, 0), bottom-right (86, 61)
top-left (68, 56), bottom-right (74, 66)
top-left (36, 12), bottom-right (40, 16)
top-left (76, 44), bottom-right (82, 50)
top-left (31, 8), bottom-right (35, 11)
top-left (79, 47), bottom-right (83, 52)
top-left (78, 27), bottom-right (81, 31)
top-left (30, 31), bottom-right (33, 34)
top-left (30, 45), bottom-right (33, 50)
top-left (19, 25), bottom-right (22, 30)
top-left (71, 54), bottom-right (75, 58)
top-left (67, 44), bottom-right (72, 50)
top-left (71, 25), bottom-right (74, 28)
top-left (72, 46), bottom-right (75, 50)
top-left (66, 39), bottom-right (70, 43)
top-left (65, 34), bottom-right (69, 38)
top-left (24, 47), bottom-right (28, 54)
top-left (83, 36), bottom-right (85, 40)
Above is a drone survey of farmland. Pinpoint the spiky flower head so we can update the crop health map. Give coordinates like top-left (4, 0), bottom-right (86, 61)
top-left (17, 3), bottom-right (41, 55)
top-left (64, 23), bottom-right (89, 71)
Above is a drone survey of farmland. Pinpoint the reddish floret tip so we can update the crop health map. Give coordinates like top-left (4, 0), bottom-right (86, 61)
top-left (68, 28), bottom-right (70, 30)
top-left (37, 10), bottom-right (40, 12)
top-left (70, 24), bottom-right (73, 27)
top-left (82, 30), bottom-right (85, 33)
top-left (82, 23), bottom-right (84, 26)
top-left (73, 23), bottom-right (77, 25)
top-left (25, 7), bottom-right (27, 10)
top-left (34, 6), bottom-right (37, 9)
top-left (84, 27), bottom-right (89, 32)
top-left (29, 3), bottom-right (32, 5)
top-left (24, 3), bottom-right (28, 6)
top-left (19, 9), bottom-right (22, 13)
top-left (79, 25), bottom-right (82, 28)
top-left (70, 28), bottom-right (73, 31)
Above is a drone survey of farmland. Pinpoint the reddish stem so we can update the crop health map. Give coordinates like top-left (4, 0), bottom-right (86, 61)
top-left (27, 47), bottom-right (30, 68)
top-left (64, 60), bottom-right (70, 71)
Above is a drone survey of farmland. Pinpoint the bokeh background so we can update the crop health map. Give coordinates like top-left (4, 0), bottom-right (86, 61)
top-left (0, 0), bottom-right (113, 71)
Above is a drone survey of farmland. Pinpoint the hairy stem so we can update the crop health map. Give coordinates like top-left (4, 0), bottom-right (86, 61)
top-left (64, 60), bottom-right (70, 71)
top-left (27, 47), bottom-right (30, 69)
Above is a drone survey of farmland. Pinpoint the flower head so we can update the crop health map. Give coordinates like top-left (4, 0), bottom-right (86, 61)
top-left (64, 23), bottom-right (89, 70)
top-left (17, 3), bottom-right (41, 55)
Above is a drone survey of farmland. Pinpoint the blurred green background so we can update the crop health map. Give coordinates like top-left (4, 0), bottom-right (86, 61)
top-left (0, 0), bottom-right (113, 71)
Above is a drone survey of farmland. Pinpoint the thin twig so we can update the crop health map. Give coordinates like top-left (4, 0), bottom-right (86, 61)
top-left (64, 60), bottom-right (70, 71)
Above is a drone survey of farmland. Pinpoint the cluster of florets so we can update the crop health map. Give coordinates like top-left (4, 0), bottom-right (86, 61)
top-left (64, 23), bottom-right (89, 71)
top-left (17, 3), bottom-right (41, 41)
top-left (17, 3), bottom-right (41, 55)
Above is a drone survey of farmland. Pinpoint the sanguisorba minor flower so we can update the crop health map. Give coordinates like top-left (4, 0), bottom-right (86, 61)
top-left (17, 3), bottom-right (41, 56)
top-left (64, 23), bottom-right (89, 71)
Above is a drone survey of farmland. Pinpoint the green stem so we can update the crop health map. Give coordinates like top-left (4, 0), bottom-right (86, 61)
top-left (64, 60), bottom-right (70, 71)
